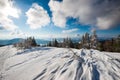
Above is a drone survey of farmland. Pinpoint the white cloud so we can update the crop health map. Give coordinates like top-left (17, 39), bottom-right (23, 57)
top-left (10, 29), bottom-right (26, 36)
top-left (0, 0), bottom-right (21, 31)
top-left (26, 3), bottom-right (50, 29)
top-left (49, 0), bottom-right (120, 29)
top-left (62, 28), bottom-right (78, 34)
top-left (48, 1), bottom-right (66, 28)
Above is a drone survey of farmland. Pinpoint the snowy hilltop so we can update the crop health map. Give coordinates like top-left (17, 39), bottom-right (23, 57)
top-left (0, 45), bottom-right (120, 80)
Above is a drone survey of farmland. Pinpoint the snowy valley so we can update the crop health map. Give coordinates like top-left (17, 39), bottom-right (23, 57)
top-left (0, 45), bottom-right (120, 80)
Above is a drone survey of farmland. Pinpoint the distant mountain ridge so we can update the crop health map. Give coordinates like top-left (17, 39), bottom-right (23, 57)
top-left (0, 38), bottom-right (23, 46)
top-left (0, 38), bottom-right (50, 46)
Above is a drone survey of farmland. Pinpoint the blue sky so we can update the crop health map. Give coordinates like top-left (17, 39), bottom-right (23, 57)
top-left (0, 0), bottom-right (120, 39)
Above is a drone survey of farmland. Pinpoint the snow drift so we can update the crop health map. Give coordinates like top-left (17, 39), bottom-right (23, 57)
top-left (0, 46), bottom-right (120, 80)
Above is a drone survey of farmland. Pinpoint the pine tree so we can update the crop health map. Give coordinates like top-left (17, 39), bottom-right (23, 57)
top-left (48, 41), bottom-right (52, 46)
top-left (81, 35), bottom-right (85, 46)
top-left (16, 37), bottom-right (37, 49)
top-left (31, 37), bottom-right (37, 47)
top-left (81, 32), bottom-right (90, 48)
top-left (69, 38), bottom-right (74, 48)
top-left (52, 38), bottom-right (58, 47)
top-left (54, 38), bottom-right (58, 47)
top-left (90, 30), bottom-right (98, 49)
top-left (62, 37), bottom-right (74, 48)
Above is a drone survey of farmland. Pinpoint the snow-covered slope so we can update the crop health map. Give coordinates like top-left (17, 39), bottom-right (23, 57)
top-left (0, 46), bottom-right (120, 80)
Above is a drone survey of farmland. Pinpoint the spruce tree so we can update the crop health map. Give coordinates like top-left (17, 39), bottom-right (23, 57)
top-left (90, 30), bottom-right (98, 49)
top-left (54, 38), bottom-right (58, 47)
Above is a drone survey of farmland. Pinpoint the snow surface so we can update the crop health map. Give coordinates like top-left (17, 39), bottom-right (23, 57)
top-left (0, 46), bottom-right (120, 80)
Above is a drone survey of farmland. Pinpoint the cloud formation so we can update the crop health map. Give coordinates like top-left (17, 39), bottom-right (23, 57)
top-left (26, 3), bottom-right (50, 29)
top-left (62, 28), bottom-right (78, 34)
top-left (0, 0), bottom-right (21, 31)
top-left (49, 0), bottom-right (120, 29)
top-left (10, 29), bottom-right (25, 36)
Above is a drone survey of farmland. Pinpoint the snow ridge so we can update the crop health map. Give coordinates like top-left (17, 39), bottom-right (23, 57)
top-left (0, 46), bottom-right (120, 80)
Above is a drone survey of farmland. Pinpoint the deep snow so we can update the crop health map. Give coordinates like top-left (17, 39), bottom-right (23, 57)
top-left (0, 46), bottom-right (120, 80)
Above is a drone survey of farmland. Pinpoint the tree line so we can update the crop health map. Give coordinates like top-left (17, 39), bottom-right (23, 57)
top-left (47, 38), bottom-right (74, 48)
top-left (47, 31), bottom-right (120, 52)
top-left (99, 35), bottom-right (120, 52)
top-left (14, 32), bottom-right (120, 52)
top-left (47, 31), bottom-right (98, 49)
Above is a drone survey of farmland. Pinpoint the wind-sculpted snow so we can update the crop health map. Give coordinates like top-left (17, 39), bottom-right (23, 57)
top-left (0, 46), bottom-right (120, 80)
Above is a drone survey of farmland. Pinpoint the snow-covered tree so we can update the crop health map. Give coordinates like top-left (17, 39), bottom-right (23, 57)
top-left (81, 32), bottom-right (90, 48)
top-left (52, 38), bottom-right (58, 47)
top-left (90, 30), bottom-right (98, 49)
top-left (62, 38), bottom-right (74, 48)
top-left (48, 41), bottom-right (52, 46)
top-left (14, 37), bottom-right (37, 49)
